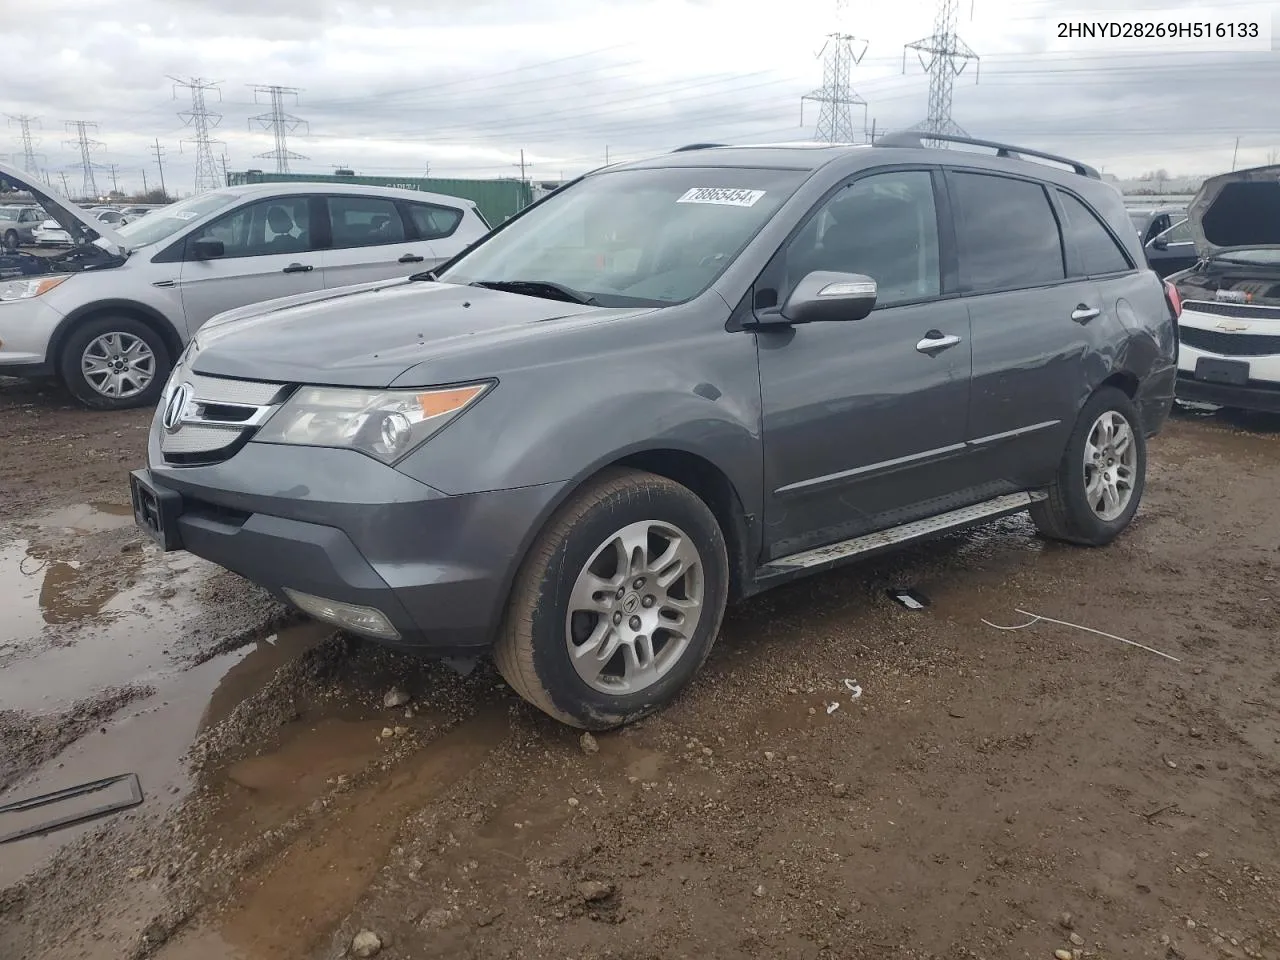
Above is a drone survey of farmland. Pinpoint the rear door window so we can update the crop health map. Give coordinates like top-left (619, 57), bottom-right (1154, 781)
top-left (328, 196), bottom-right (407, 248)
top-left (949, 171), bottom-right (1066, 293)
top-left (1056, 191), bottom-right (1132, 277)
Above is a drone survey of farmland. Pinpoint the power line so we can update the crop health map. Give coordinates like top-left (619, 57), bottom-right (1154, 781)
top-left (801, 0), bottom-right (870, 144)
top-left (152, 138), bottom-right (168, 198)
top-left (903, 0), bottom-right (981, 138)
top-left (249, 85), bottom-right (308, 174)
top-left (6, 115), bottom-right (43, 174)
top-left (64, 120), bottom-right (104, 199)
top-left (171, 76), bottom-right (225, 194)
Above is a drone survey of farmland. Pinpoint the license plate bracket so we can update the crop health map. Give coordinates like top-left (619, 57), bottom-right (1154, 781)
top-left (1194, 356), bottom-right (1249, 386)
top-left (129, 470), bottom-right (183, 551)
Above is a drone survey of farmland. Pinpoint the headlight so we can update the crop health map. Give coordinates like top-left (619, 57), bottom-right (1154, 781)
top-left (255, 382), bottom-right (492, 464)
top-left (0, 275), bottom-right (71, 302)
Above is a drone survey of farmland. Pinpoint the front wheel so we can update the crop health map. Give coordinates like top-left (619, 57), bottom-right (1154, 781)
top-left (2, 230), bottom-right (18, 251)
top-left (1031, 386), bottom-right (1147, 546)
top-left (494, 468), bottom-right (729, 730)
top-left (58, 315), bottom-right (172, 411)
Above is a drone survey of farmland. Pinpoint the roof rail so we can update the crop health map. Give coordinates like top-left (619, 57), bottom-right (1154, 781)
top-left (873, 131), bottom-right (1101, 179)
top-left (672, 143), bottom-right (728, 152)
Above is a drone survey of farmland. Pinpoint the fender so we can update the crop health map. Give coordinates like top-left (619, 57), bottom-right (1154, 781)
top-left (47, 298), bottom-right (185, 369)
top-left (479, 435), bottom-right (762, 642)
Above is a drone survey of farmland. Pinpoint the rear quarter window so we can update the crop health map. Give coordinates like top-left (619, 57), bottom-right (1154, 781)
top-left (406, 203), bottom-right (463, 240)
top-left (1056, 191), bottom-right (1132, 277)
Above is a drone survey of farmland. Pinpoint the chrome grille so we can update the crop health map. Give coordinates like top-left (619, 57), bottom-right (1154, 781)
top-left (161, 423), bottom-right (244, 455)
top-left (1179, 326), bottom-right (1280, 357)
top-left (1184, 300), bottom-right (1280, 321)
top-left (159, 364), bottom-right (289, 463)
top-left (185, 372), bottom-right (285, 407)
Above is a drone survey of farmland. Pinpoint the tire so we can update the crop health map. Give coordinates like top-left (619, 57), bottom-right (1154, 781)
top-left (494, 467), bottom-right (729, 730)
top-left (58, 315), bottom-right (172, 411)
top-left (1030, 386), bottom-right (1147, 546)
top-left (2, 231), bottom-right (18, 252)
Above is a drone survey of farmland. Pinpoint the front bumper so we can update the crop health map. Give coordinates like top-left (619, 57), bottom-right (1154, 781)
top-left (0, 296), bottom-right (66, 372)
top-left (1174, 315), bottom-right (1280, 413)
top-left (1175, 372), bottom-right (1280, 413)
top-left (132, 438), bottom-right (566, 655)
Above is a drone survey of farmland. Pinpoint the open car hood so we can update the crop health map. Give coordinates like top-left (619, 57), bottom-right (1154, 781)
top-left (1187, 163), bottom-right (1280, 258)
top-left (0, 159), bottom-right (130, 256)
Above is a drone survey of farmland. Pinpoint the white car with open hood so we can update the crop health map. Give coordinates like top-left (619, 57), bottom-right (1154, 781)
top-left (0, 160), bottom-right (490, 410)
top-left (1167, 164), bottom-right (1280, 414)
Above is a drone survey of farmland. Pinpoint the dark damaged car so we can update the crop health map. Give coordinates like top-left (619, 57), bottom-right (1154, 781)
top-left (1167, 164), bottom-right (1280, 413)
top-left (129, 134), bottom-right (1178, 729)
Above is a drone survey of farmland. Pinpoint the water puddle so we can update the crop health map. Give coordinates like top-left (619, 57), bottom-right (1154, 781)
top-left (0, 542), bottom-right (212, 713)
top-left (35, 500), bottom-right (135, 535)
top-left (0, 622), bottom-right (333, 887)
top-left (0, 500), bottom-right (243, 713)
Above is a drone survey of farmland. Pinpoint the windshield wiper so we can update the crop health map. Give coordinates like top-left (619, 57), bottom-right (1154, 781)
top-left (468, 279), bottom-right (598, 305)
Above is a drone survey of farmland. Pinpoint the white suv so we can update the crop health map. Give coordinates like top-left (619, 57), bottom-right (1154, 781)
top-left (0, 161), bottom-right (490, 409)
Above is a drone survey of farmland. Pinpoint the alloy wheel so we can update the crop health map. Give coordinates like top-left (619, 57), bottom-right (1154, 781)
top-left (564, 519), bottom-right (705, 695)
top-left (81, 332), bottom-right (156, 400)
top-left (1083, 410), bottom-right (1137, 521)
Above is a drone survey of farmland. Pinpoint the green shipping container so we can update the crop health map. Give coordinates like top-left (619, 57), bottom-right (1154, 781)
top-left (225, 171), bottom-right (534, 226)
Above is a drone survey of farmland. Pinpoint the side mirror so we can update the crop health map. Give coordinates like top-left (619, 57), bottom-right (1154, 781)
top-left (191, 238), bottom-right (225, 260)
top-left (780, 271), bottom-right (878, 324)
top-left (1150, 238), bottom-right (1168, 252)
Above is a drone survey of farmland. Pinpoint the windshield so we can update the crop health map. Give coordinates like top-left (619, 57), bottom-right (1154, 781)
top-left (437, 166), bottom-right (808, 307)
top-left (1213, 248), bottom-right (1280, 265)
top-left (0, 207), bottom-right (21, 221)
top-left (116, 192), bottom-right (240, 247)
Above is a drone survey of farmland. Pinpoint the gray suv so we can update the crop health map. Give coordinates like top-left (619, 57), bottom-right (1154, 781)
top-left (130, 133), bottom-right (1179, 730)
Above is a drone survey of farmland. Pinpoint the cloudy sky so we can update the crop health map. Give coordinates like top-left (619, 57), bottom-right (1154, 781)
top-left (3, 0), bottom-right (1278, 198)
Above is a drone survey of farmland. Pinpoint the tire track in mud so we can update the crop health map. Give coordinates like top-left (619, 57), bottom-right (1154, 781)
top-left (156, 706), bottom-right (513, 960)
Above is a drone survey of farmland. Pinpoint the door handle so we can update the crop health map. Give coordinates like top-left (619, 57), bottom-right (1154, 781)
top-left (398, 253), bottom-right (425, 263)
top-left (1071, 304), bottom-right (1101, 323)
top-left (915, 330), bottom-right (962, 354)
top-left (282, 262), bottom-right (313, 274)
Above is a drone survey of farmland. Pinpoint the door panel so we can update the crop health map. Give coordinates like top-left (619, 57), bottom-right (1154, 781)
top-left (755, 168), bottom-right (975, 559)
top-left (178, 195), bottom-right (323, 334)
top-left (320, 195), bottom-right (435, 288)
top-left (950, 171), bottom-right (1107, 487)
top-left (758, 301), bottom-right (973, 558)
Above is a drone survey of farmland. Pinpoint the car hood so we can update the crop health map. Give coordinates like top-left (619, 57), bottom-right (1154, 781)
top-left (190, 278), bottom-right (655, 387)
top-left (1187, 163), bottom-right (1280, 258)
top-left (0, 159), bottom-right (130, 256)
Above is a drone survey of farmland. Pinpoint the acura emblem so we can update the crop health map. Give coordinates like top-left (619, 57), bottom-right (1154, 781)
top-left (163, 382), bottom-right (194, 431)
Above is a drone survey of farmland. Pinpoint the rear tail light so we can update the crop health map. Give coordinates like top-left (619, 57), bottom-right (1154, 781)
top-left (1163, 280), bottom-right (1182, 319)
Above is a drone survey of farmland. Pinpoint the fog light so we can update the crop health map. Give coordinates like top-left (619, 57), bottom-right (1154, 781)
top-left (282, 588), bottom-right (400, 641)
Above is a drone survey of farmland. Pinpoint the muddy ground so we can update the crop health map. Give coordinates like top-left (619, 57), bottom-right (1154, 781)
top-left (1, 374), bottom-right (1278, 960)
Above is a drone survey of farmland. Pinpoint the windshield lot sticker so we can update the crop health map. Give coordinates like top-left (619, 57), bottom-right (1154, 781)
top-left (677, 187), bottom-right (766, 207)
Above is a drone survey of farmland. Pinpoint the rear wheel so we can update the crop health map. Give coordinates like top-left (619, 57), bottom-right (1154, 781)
top-left (58, 315), bottom-right (171, 411)
top-left (1031, 386), bottom-right (1146, 546)
top-left (494, 468), bottom-right (729, 730)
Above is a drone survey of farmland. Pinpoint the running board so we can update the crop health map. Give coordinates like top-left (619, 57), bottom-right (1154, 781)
top-left (760, 491), bottom-right (1047, 574)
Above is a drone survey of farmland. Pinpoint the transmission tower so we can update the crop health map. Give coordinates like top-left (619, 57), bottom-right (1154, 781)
top-left (171, 76), bottom-right (225, 194)
top-left (7, 115), bottom-right (44, 173)
top-left (64, 120), bottom-right (104, 198)
top-left (801, 0), bottom-right (869, 143)
top-left (248, 85), bottom-right (308, 174)
top-left (902, 0), bottom-right (980, 138)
